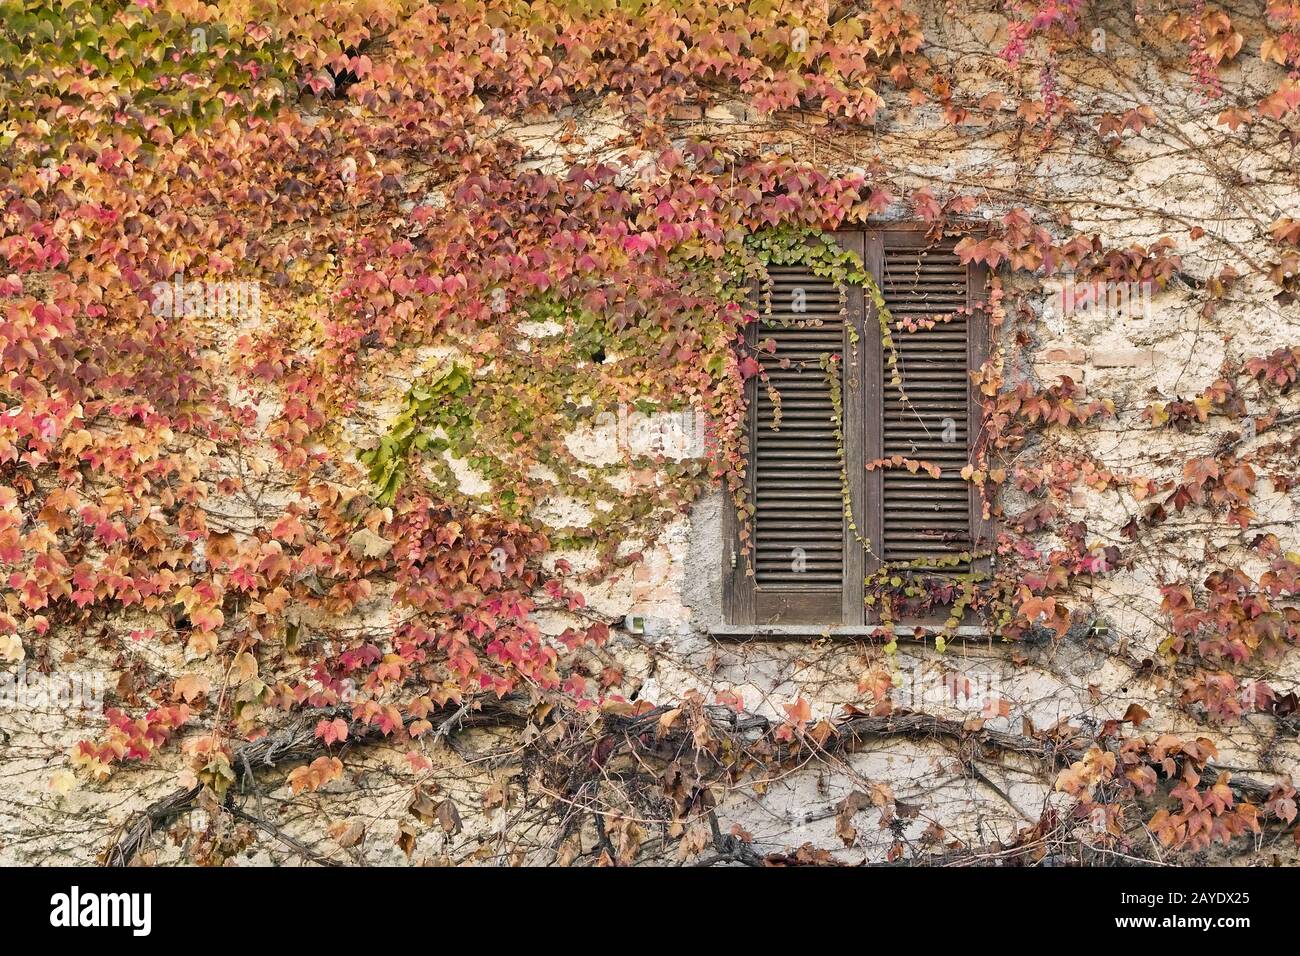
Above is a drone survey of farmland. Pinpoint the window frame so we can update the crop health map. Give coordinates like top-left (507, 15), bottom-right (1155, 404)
top-left (721, 224), bottom-right (991, 629)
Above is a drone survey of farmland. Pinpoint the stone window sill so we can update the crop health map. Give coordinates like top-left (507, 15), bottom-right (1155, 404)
top-left (708, 624), bottom-right (992, 641)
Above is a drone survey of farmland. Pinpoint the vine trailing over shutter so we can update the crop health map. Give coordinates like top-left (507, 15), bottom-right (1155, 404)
top-left (724, 227), bottom-right (989, 628)
top-left (725, 230), bottom-right (868, 625)
top-left (880, 235), bottom-right (981, 570)
top-left (751, 282), bottom-right (846, 590)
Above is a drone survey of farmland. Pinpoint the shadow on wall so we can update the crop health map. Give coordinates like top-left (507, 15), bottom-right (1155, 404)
top-left (683, 491), bottom-right (725, 635)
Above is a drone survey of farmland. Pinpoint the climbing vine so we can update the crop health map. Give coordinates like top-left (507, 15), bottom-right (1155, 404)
top-left (2, 0), bottom-right (1300, 867)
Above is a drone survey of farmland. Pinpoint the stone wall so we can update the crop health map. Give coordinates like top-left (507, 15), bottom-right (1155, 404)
top-left (3, 2), bottom-right (1299, 865)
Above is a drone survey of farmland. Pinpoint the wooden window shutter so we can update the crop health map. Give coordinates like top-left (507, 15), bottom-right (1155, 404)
top-left (877, 231), bottom-right (989, 573)
top-left (724, 232), bottom-right (866, 625)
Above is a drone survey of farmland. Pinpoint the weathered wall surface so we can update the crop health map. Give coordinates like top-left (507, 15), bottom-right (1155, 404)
top-left (4, 2), bottom-right (1300, 866)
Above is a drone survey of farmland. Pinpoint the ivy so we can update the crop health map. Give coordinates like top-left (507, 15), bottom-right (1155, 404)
top-left (3, 0), bottom-right (1299, 867)
top-left (359, 363), bottom-right (474, 505)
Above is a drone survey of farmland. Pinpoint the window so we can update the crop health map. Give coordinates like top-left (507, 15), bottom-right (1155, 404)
top-left (722, 227), bottom-right (990, 627)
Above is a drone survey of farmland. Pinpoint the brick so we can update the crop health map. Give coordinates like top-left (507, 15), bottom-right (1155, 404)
top-left (705, 101), bottom-right (755, 122)
top-left (773, 109), bottom-right (827, 126)
top-left (1034, 364), bottom-right (1086, 385)
top-left (1092, 348), bottom-right (1155, 368)
top-left (1041, 347), bottom-right (1085, 363)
